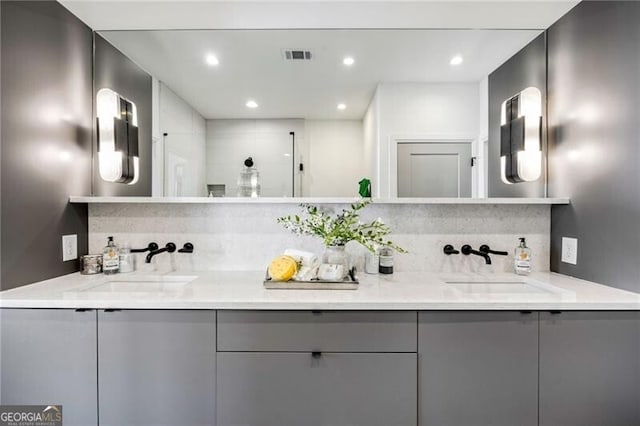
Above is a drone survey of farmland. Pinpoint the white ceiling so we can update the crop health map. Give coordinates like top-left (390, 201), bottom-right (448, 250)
top-left (59, 1), bottom-right (579, 31)
top-left (60, 1), bottom-right (578, 120)
top-left (101, 29), bottom-right (542, 119)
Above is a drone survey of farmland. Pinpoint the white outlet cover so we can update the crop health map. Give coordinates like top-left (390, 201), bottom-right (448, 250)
top-left (62, 234), bottom-right (78, 261)
top-left (561, 237), bottom-right (578, 265)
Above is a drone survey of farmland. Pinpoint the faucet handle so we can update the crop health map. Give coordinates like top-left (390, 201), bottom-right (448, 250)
top-left (479, 245), bottom-right (508, 256)
top-left (443, 244), bottom-right (460, 255)
top-left (460, 244), bottom-right (474, 255)
top-left (178, 242), bottom-right (194, 253)
top-left (165, 242), bottom-right (177, 253)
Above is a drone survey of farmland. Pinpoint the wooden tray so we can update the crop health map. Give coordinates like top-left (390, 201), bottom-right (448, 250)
top-left (263, 268), bottom-right (359, 290)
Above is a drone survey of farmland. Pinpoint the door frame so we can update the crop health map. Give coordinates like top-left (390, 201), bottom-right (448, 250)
top-left (389, 135), bottom-right (476, 198)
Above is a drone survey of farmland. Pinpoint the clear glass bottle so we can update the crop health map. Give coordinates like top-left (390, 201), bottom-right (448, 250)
top-left (102, 236), bottom-right (120, 275)
top-left (118, 242), bottom-right (135, 273)
top-left (237, 157), bottom-right (260, 198)
top-left (514, 237), bottom-right (531, 275)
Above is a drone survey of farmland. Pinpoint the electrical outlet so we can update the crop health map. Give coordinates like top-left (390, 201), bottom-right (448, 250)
top-left (62, 234), bottom-right (78, 262)
top-left (561, 237), bottom-right (578, 265)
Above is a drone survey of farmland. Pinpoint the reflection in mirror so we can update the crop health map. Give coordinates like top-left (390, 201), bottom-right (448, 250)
top-left (98, 29), bottom-right (543, 198)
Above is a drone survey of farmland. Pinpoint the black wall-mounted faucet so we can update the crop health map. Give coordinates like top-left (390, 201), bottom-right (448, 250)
top-left (479, 245), bottom-right (508, 256)
top-left (443, 244), bottom-right (460, 255)
top-left (461, 244), bottom-right (492, 265)
top-left (145, 242), bottom-right (176, 263)
top-left (131, 242), bottom-right (159, 253)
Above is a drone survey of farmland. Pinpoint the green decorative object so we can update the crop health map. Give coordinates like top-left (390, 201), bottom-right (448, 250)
top-left (276, 200), bottom-right (406, 254)
top-left (358, 178), bottom-right (371, 198)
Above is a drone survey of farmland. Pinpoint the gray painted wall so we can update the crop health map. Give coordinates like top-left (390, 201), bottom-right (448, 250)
top-left (488, 33), bottom-right (547, 198)
top-left (0, 0), bottom-right (3, 286)
top-left (547, 1), bottom-right (640, 293)
top-left (93, 34), bottom-right (152, 196)
top-left (0, 1), bottom-right (92, 290)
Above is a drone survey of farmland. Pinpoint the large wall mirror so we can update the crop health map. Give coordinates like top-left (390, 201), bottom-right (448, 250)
top-left (96, 29), bottom-right (546, 198)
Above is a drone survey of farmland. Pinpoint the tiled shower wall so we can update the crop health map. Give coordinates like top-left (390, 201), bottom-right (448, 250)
top-left (89, 203), bottom-right (550, 274)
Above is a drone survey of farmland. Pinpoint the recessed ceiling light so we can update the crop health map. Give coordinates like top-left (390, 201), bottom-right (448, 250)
top-left (337, 103), bottom-right (347, 110)
top-left (246, 100), bottom-right (258, 109)
top-left (205, 54), bottom-right (219, 66)
top-left (450, 55), bottom-right (463, 66)
top-left (343, 56), bottom-right (355, 66)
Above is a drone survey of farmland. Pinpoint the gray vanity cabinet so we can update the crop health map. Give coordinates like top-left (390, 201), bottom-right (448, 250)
top-left (216, 310), bottom-right (418, 426)
top-left (418, 311), bottom-right (539, 426)
top-left (97, 309), bottom-right (216, 426)
top-left (0, 308), bottom-right (98, 426)
top-left (539, 311), bottom-right (640, 426)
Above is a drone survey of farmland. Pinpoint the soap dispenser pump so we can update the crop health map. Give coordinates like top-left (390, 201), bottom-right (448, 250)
top-left (514, 237), bottom-right (531, 276)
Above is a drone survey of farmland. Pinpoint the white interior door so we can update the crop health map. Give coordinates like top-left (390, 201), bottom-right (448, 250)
top-left (397, 142), bottom-right (472, 197)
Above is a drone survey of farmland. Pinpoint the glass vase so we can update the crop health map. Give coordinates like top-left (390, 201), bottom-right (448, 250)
top-left (320, 245), bottom-right (350, 280)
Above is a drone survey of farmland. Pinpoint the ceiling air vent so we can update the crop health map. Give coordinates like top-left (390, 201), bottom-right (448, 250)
top-left (282, 49), bottom-right (313, 61)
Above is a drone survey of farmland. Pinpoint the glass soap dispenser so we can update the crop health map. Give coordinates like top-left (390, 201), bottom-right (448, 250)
top-left (102, 236), bottom-right (120, 275)
top-left (514, 237), bottom-right (531, 275)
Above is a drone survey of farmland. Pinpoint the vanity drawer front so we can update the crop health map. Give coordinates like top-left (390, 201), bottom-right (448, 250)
top-left (217, 310), bottom-right (417, 352)
top-left (217, 352), bottom-right (417, 426)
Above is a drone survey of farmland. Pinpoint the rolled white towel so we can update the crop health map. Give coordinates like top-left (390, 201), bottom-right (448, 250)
top-left (283, 249), bottom-right (320, 269)
top-left (294, 265), bottom-right (319, 281)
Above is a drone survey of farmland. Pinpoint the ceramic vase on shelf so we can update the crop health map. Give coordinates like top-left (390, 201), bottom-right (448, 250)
top-left (318, 245), bottom-right (350, 281)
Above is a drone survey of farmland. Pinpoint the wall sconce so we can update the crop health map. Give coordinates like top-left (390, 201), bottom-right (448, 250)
top-left (96, 88), bottom-right (139, 184)
top-left (500, 87), bottom-right (542, 184)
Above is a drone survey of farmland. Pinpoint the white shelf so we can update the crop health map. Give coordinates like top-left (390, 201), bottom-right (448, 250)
top-left (69, 196), bottom-right (570, 205)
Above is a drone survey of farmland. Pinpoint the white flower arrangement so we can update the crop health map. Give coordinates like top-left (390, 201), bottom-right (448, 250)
top-left (277, 200), bottom-right (406, 254)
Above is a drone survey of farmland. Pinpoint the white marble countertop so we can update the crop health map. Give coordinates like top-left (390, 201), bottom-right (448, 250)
top-left (0, 271), bottom-right (637, 310)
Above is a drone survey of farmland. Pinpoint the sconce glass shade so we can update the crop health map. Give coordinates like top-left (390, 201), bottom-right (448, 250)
top-left (500, 87), bottom-right (542, 184)
top-left (96, 88), bottom-right (139, 184)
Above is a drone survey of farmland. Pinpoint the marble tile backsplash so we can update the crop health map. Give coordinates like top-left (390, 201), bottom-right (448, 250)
top-left (88, 203), bottom-right (550, 274)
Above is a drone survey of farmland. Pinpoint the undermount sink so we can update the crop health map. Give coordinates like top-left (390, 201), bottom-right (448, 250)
top-left (79, 276), bottom-right (197, 293)
top-left (445, 278), bottom-right (560, 295)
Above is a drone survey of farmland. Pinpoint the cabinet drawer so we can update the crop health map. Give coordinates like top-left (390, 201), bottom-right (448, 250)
top-left (217, 310), bottom-right (417, 352)
top-left (217, 352), bottom-right (417, 426)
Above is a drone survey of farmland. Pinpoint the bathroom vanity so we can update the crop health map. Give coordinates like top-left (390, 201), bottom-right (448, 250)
top-left (1, 271), bottom-right (638, 426)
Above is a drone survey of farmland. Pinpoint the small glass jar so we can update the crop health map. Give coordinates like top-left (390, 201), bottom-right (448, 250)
top-left (118, 242), bottom-right (135, 273)
top-left (80, 255), bottom-right (103, 275)
top-left (319, 245), bottom-right (350, 281)
top-left (379, 247), bottom-right (394, 274)
top-left (365, 250), bottom-right (379, 274)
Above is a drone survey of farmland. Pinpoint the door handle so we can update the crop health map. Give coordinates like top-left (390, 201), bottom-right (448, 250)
top-left (311, 351), bottom-right (322, 359)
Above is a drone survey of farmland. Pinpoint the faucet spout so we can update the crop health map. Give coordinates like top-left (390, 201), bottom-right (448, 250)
top-left (131, 242), bottom-right (159, 253)
top-left (461, 244), bottom-right (492, 265)
top-left (145, 242), bottom-right (177, 263)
